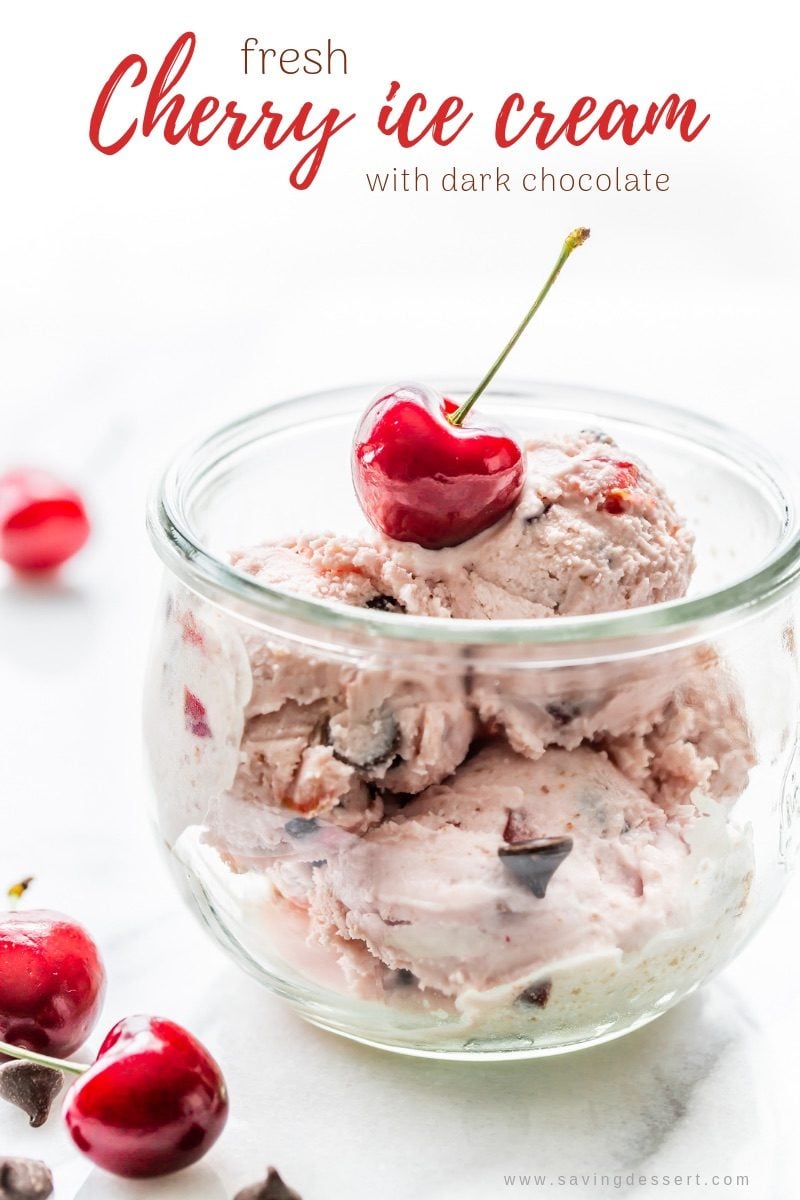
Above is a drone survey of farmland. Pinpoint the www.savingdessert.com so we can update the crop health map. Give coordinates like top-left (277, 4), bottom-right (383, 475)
top-left (365, 165), bottom-right (671, 193)
top-left (501, 1171), bottom-right (750, 1189)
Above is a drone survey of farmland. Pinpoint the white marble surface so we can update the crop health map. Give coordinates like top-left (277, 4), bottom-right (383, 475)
top-left (1, 367), bottom-right (799, 1200)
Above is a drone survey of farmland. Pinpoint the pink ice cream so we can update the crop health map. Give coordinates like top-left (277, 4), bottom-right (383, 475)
top-left (309, 741), bottom-right (693, 996)
top-left (235, 431), bottom-right (695, 621)
top-left (155, 422), bottom-right (753, 1039)
top-left (221, 430), bottom-right (703, 823)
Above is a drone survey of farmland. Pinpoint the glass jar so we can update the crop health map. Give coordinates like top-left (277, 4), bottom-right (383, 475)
top-left (144, 382), bottom-right (800, 1059)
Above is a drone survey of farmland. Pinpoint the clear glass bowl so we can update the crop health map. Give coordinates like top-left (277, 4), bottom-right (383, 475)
top-left (144, 382), bottom-right (800, 1059)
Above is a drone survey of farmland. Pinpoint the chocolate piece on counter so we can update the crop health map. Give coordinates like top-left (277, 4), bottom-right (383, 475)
top-left (498, 836), bottom-right (574, 899)
top-left (0, 1157), bottom-right (54, 1200)
top-left (0, 1062), bottom-right (63, 1128)
top-left (284, 817), bottom-right (320, 839)
top-left (544, 700), bottom-right (582, 726)
top-left (365, 594), bottom-right (405, 613)
top-left (517, 979), bottom-right (552, 1008)
top-left (234, 1167), bottom-right (303, 1200)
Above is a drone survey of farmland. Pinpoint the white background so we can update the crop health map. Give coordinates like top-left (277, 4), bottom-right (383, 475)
top-left (1, 2), bottom-right (799, 1197)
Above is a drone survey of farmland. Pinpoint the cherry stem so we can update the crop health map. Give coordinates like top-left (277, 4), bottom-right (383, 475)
top-left (0, 1039), bottom-right (90, 1076)
top-left (449, 227), bottom-right (591, 427)
top-left (6, 876), bottom-right (34, 909)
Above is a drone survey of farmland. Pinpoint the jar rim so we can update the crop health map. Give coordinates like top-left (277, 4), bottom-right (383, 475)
top-left (147, 380), bottom-right (800, 648)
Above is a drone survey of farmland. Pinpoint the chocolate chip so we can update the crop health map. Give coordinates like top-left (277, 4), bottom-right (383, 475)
top-left (498, 837), bottom-right (574, 899)
top-left (524, 500), bottom-right (553, 525)
top-left (394, 968), bottom-right (417, 986)
top-left (545, 700), bottom-right (582, 726)
top-left (517, 980), bottom-right (552, 1008)
top-left (365, 594), bottom-right (405, 613)
top-left (327, 711), bottom-right (398, 770)
top-left (284, 817), bottom-right (320, 839)
top-left (0, 1158), bottom-right (54, 1200)
top-left (0, 1062), bottom-right (63, 1128)
top-left (234, 1167), bottom-right (303, 1200)
top-left (580, 427), bottom-right (613, 444)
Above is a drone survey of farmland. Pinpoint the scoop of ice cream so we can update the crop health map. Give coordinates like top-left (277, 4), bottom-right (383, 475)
top-left (231, 525), bottom-right (746, 819)
top-left (232, 431), bottom-right (694, 623)
top-left (363, 431), bottom-right (695, 618)
top-left (473, 645), bottom-right (754, 815)
top-left (602, 655), bottom-right (755, 813)
top-left (309, 741), bottom-right (698, 996)
top-left (229, 540), bottom-right (475, 817)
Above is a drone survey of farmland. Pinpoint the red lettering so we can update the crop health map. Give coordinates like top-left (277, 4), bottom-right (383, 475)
top-left (378, 81), bottom-right (471, 147)
top-left (594, 100), bottom-right (630, 141)
top-left (89, 52), bottom-right (147, 154)
top-left (142, 31), bottom-right (197, 143)
top-left (494, 92), bottom-right (710, 149)
top-left (223, 102), bottom-right (267, 149)
top-left (286, 106), bottom-right (356, 189)
top-left (539, 95), bottom-right (598, 148)
top-left (179, 96), bottom-right (225, 146)
top-left (644, 94), bottom-right (710, 141)
top-left (495, 93), bottom-right (530, 147)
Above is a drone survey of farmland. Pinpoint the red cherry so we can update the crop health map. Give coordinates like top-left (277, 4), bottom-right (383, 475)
top-left (0, 910), bottom-right (106, 1057)
top-left (0, 468), bottom-right (90, 572)
top-left (353, 385), bottom-right (526, 549)
top-left (351, 227), bottom-right (590, 550)
top-left (64, 1016), bottom-right (229, 1179)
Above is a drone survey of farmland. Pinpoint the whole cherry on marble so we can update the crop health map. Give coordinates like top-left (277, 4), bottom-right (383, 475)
top-left (0, 468), bottom-right (90, 572)
top-left (0, 909), bottom-right (106, 1058)
top-left (0, 1016), bottom-right (228, 1179)
top-left (352, 228), bottom-right (590, 550)
top-left (62, 1016), bottom-right (229, 1178)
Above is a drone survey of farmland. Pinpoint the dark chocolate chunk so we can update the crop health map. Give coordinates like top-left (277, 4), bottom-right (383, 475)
top-left (524, 500), bottom-right (553, 525)
top-left (517, 979), bottom-right (552, 1008)
top-left (327, 711), bottom-right (398, 770)
top-left (580, 427), bottom-right (613, 444)
top-left (234, 1166), bottom-right (303, 1200)
top-left (498, 836), bottom-right (574, 899)
top-left (365, 594), bottom-right (405, 613)
top-left (284, 817), bottom-right (320, 839)
top-left (394, 968), bottom-right (417, 986)
top-left (0, 1062), bottom-right (63, 1128)
top-left (545, 700), bottom-right (582, 727)
top-left (0, 1158), bottom-right (54, 1200)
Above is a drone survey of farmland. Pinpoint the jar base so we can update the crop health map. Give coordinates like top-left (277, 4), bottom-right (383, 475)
top-left (296, 1003), bottom-right (671, 1061)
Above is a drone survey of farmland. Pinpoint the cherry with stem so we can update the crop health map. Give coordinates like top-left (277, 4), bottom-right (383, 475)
top-left (352, 227), bottom-right (591, 550)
